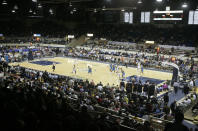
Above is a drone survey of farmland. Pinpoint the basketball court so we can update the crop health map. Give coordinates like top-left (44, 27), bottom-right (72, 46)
top-left (9, 57), bottom-right (172, 86)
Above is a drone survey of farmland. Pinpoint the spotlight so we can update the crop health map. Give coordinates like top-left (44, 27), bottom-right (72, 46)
top-left (69, 2), bottom-right (72, 7)
top-left (121, 9), bottom-right (125, 12)
top-left (73, 8), bottom-right (77, 12)
top-left (156, 0), bottom-right (162, 2)
top-left (2, 0), bottom-right (7, 5)
top-left (94, 9), bottom-right (97, 13)
top-left (29, 9), bottom-right (33, 13)
top-left (182, 2), bottom-right (188, 8)
top-left (38, 3), bottom-right (42, 8)
top-left (137, 0), bottom-right (142, 4)
top-left (12, 10), bottom-right (15, 13)
top-left (49, 8), bottom-right (54, 15)
top-left (102, 6), bottom-right (106, 11)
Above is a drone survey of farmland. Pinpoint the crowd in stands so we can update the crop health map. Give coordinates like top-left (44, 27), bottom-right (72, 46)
top-left (83, 42), bottom-right (196, 57)
top-left (177, 93), bottom-right (198, 113)
top-left (0, 59), bottom-right (162, 131)
top-left (0, 58), bottom-right (193, 130)
top-left (0, 22), bottom-right (198, 47)
top-left (0, 46), bottom-right (58, 62)
top-left (0, 44), bottom-right (197, 130)
top-left (0, 38), bottom-right (68, 45)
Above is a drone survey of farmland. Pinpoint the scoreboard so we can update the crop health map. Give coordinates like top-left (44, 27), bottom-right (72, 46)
top-left (188, 11), bottom-right (198, 25)
top-left (152, 9), bottom-right (184, 24)
top-left (141, 12), bottom-right (151, 23)
top-left (120, 8), bottom-right (197, 25)
top-left (121, 11), bottom-right (133, 24)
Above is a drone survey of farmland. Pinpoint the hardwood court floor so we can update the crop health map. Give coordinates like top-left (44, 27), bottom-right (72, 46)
top-left (9, 57), bottom-right (172, 86)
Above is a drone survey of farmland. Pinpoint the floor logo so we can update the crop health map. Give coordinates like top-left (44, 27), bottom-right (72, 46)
top-left (30, 60), bottom-right (60, 66)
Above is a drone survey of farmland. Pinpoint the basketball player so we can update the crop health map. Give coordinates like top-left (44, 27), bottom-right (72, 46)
top-left (137, 61), bottom-right (141, 76)
top-left (121, 68), bottom-right (125, 79)
top-left (72, 64), bottom-right (77, 74)
top-left (110, 64), bottom-right (113, 72)
top-left (52, 63), bottom-right (55, 72)
top-left (141, 64), bottom-right (144, 74)
top-left (88, 66), bottom-right (92, 74)
top-left (115, 64), bottom-right (119, 73)
top-left (112, 64), bottom-right (116, 73)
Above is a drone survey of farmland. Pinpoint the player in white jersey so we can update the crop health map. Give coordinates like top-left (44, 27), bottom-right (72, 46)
top-left (72, 64), bottom-right (77, 74)
top-left (137, 62), bottom-right (141, 70)
top-left (137, 61), bottom-right (141, 76)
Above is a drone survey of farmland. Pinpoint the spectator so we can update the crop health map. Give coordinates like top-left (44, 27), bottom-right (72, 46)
top-left (164, 92), bottom-right (169, 105)
top-left (170, 100), bottom-right (177, 115)
top-left (165, 111), bottom-right (189, 131)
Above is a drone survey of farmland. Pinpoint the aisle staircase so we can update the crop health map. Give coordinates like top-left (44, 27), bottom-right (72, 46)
top-left (67, 35), bottom-right (86, 47)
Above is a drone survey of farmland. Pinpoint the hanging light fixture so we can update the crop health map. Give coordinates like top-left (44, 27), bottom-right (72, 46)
top-left (32, 0), bottom-right (37, 2)
top-left (29, 9), bottom-right (33, 13)
top-left (94, 9), bottom-right (97, 13)
top-left (102, 6), bottom-right (106, 11)
top-left (182, 2), bottom-right (188, 8)
top-left (156, 0), bottom-right (162, 2)
top-left (2, 0), bottom-right (7, 5)
top-left (12, 10), bottom-right (16, 13)
top-left (14, 5), bottom-right (18, 10)
top-left (38, 3), bottom-right (42, 8)
top-left (49, 8), bottom-right (54, 15)
top-left (69, 2), bottom-right (72, 7)
top-left (73, 8), bottom-right (77, 12)
top-left (137, 0), bottom-right (142, 4)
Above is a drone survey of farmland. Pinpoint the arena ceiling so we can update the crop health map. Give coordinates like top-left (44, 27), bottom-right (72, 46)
top-left (39, 0), bottom-right (95, 3)
top-left (0, 0), bottom-right (197, 9)
top-left (0, 0), bottom-right (197, 19)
